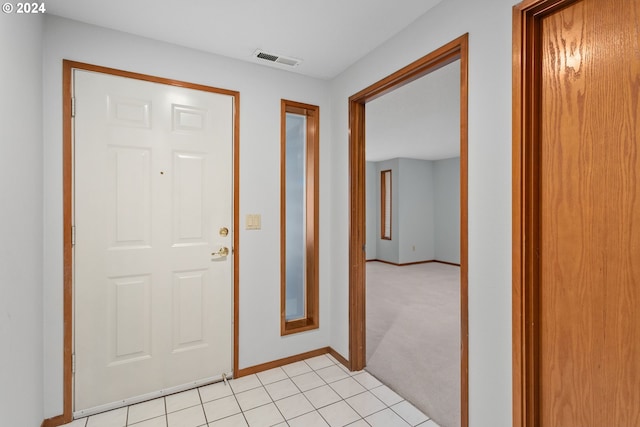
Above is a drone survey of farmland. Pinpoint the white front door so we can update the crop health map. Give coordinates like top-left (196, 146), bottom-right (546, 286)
top-left (73, 69), bottom-right (234, 415)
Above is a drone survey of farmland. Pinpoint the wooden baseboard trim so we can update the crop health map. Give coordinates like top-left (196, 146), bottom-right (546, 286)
top-left (370, 259), bottom-right (435, 266)
top-left (236, 346), bottom-right (349, 378)
top-left (41, 414), bottom-right (68, 427)
top-left (328, 347), bottom-right (350, 369)
top-left (368, 259), bottom-right (460, 267)
top-left (434, 260), bottom-right (461, 267)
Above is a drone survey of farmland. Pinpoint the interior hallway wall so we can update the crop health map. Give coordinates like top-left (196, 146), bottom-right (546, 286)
top-left (371, 158), bottom-right (400, 263)
top-left (42, 15), bottom-right (333, 418)
top-left (397, 158), bottom-right (435, 264)
top-left (365, 162), bottom-right (378, 260)
top-left (434, 157), bottom-right (460, 264)
top-left (329, 0), bottom-right (515, 425)
top-left (0, 12), bottom-right (45, 427)
top-left (366, 157), bottom-right (459, 265)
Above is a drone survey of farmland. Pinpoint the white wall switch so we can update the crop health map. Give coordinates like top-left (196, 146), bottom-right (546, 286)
top-left (246, 214), bottom-right (261, 230)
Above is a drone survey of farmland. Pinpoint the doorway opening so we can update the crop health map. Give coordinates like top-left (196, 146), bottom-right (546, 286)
top-left (365, 58), bottom-right (461, 427)
top-left (348, 34), bottom-right (469, 427)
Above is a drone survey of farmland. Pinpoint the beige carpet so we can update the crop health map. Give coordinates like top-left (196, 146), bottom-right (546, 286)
top-left (365, 261), bottom-right (460, 427)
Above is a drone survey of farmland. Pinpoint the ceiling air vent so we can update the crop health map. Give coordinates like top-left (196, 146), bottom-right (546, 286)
top-left (253, 49), bottom-right (302, 67)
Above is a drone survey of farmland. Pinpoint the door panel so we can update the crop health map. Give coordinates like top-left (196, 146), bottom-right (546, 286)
top-left (173, 153), bottom-right (206, 243)
top-left (111, 276), bottom-right (151, 364)
top-left (172, 270), bottom-right (207, 351)
top-left (538, 0), bottom-right (640, 425)
top-left (74, 69), bottom-right (234, 414)
top-left (109, 147), bottom-right (152, 247)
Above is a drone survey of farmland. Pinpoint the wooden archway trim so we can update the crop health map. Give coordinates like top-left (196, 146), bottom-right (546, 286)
top-left (348, 34), bottom-right (469, 427)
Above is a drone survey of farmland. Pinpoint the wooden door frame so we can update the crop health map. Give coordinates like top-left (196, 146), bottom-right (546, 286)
top-left (56, 60), bottom-right (241, 425)
top-left (348, 34), bottom-right (469, 427)
top-left (512, 0), bottom-right (578, 425)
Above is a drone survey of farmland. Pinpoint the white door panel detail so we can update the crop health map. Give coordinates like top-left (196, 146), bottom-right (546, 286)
top-left (109, 147), bottom-right (152, 248)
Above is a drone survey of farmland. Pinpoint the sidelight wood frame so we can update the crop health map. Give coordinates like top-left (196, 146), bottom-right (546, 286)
top-left (380, 169), bottom-right (392, 240)
top-left (348, 34), bottom-right (469, 427)
top-left (51, 60), bottom-right (241, 427)
top-left (280, 99), bottom-right (320, 336)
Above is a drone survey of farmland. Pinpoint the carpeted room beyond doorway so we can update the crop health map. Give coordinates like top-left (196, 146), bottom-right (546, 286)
top-left (365, 261), bottom-right (460, 427)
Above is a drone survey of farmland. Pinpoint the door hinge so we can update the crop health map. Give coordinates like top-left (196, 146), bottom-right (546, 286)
top-left (72, 353), bottom-right (76, 374)
top-left (71, 97), bottom-right (76, 117)
top-left (71, 225), bottom-right (76, 246)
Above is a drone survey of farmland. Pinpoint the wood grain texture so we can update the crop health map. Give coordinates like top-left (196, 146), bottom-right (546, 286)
top-left (513, 2), bottom-right (571, 425)
top-left (349, 98), bottom-right (367, 372)
top-left (41, 414), bottom-right (66, 427)
top-left (539, 0), bottom-right (640, 425)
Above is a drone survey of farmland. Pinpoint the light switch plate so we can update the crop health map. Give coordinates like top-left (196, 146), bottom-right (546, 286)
top-left (246, 214), bottom-right (261, 230)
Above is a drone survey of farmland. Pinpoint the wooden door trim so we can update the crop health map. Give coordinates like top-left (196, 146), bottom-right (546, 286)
top-left (512, 1), bottom-right (577, 425)
top-left (348, 34), bottom-right (469, 427)
top-left (60, 60), bottom-right (241, 425)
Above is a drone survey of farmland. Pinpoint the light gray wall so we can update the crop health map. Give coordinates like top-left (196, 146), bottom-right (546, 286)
top-left (398, 158), bottom-right (435, 264)
top-left (365, 162), bottom-right (378, 260)
top-left (329, 0), bottom-right (514, 425)
top-left (366, 157), bottom-right (457, 265)
top-left (434, 158), bottom-right (461, 264)
top-left (42, 15), bottom-right (333, 417)
top-left (0, 12), bottom-right (44, 426)
top-left (373, 159), bottom-right (400, 263)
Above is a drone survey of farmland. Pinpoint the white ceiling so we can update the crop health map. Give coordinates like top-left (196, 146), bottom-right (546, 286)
top-left (46, 0), bottom-right (443, 80)
top-left (46, 0), bottom-right (457, 161)
top-left (366, 60), bottom-right (460, 162)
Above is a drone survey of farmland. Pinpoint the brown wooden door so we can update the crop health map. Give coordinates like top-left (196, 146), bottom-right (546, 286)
top-left (514, 0), bottom-right (640, 425)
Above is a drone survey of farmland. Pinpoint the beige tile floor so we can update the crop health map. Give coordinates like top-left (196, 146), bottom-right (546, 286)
top-left (63, 354), bottom-right (440, 427)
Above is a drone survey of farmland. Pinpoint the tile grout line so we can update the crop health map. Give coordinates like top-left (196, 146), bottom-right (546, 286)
top-left (162, 396), bottom-right (167, 427)
top-left (330, 366), bottom-right (413, 426)
top-left (388, 399), bottom-right (431, 427)
top-left (279, 360), bottom-right (320, 422)
top-left (266, 356), bottom-right (336, 426)
top-left (196, 386), bottom-right (208, 427)
top-left (252, 371), bottom-right (284, 427)
top-left (298, 357), bottom-right (341, 427)
top-left (256, 368), bottom-right (290, 426)
top-left (228, 376), bottom-right (251, 427)
top-left (307, 356), bottom-right (372, 427)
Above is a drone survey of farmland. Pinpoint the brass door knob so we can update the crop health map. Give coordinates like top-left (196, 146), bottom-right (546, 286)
top-left (212, 247), bottom-right (229, 257)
